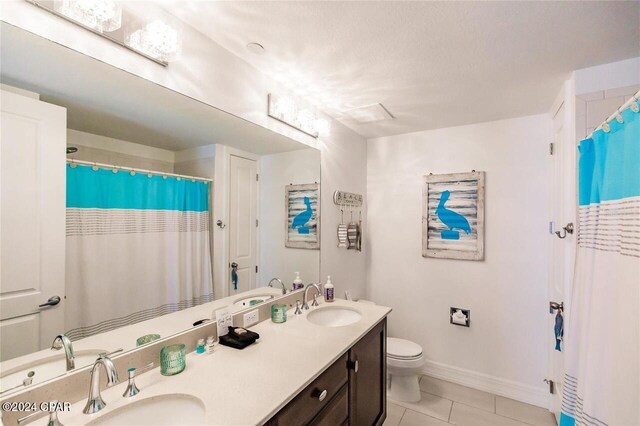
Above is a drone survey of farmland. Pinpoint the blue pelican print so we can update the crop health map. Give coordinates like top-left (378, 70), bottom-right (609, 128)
top-left (291, 196), bottom-right (313, 235)
top-left (436, 190), bottom-right (471, 240)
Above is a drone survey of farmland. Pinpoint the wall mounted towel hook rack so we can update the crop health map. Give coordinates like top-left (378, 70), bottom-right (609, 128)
top-left (555, 223), bottom-right (574, 239)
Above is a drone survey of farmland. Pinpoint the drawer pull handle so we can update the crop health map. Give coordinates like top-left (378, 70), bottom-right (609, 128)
top-left (349, 359), bottom-right (359, 373)
top-left (314, 389), bottom-right (328, 401)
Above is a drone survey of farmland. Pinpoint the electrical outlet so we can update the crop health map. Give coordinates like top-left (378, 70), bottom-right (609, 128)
top-left (243, 309), bottom-right (259, 327)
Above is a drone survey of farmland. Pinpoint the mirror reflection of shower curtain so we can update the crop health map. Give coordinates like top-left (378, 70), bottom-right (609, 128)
top-left (64, 164), bottom-right (213, 340)
top-left (560, 103), bottom-right (639, 426)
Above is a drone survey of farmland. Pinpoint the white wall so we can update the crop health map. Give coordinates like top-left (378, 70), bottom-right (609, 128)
top-left (574, 57), bottom-right (640, 96)
top-left (321, 121), bottom-right (368, 299)
top-left (259, 149), bottom-right (321, 287)
top-left (367, 114), bottom-right (551, 405)
top-left (1, 2), bottom-right (369, 299)
top-left (67, 129), bottom-right (175, 172)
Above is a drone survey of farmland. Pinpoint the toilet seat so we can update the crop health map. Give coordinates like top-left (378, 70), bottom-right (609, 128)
top-left (387, 337), bottom-right (423, 360)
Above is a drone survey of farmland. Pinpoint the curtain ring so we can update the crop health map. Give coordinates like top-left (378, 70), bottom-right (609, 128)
top-left (92, 162), bottom-right (98, 171)
top-left (615, 113), bottom-right (624, 124)
top-left (631, 101), bottom-right (639, 113)
top-left (112, 166), bottom-right (119, 174)
top-left (147, 170), bottom-right (153, 178)
top-left (602, 122), bottom-right (611, 133)
top-left (70, 159), bottom-right (77, 168)
top-left (130, 169), bottom-right (136, 176)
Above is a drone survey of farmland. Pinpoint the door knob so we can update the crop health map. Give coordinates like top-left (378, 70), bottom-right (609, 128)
top-left (39, 296), bottom-right (61, 308)
top-left (549, 301), bottom-right (564, 314)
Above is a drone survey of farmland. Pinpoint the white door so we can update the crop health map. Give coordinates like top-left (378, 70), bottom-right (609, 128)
top-left (228, 155), bottom-right (257, 295)
top-left (548, 102), bottom-right (576, 420)
top-left (0, 90), bottom-right (66, 361)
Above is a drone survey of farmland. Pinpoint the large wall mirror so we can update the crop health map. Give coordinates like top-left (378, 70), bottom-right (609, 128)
top-left (0, 23), bottom-right (320, 394)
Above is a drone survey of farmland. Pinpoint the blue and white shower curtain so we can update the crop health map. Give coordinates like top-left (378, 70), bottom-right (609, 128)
top-left (65, 164), bottom-right (214, 340)
top-left (560, 102), bottom-right (639, 425)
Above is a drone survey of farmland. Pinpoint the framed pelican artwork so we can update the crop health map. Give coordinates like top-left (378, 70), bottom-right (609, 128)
top-left (285, 183), bottom-right (320, 249)
top-left (422, 171), bottom-right (485, 260)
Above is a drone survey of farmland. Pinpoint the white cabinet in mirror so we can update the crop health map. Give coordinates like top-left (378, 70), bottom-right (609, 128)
top-left (0, 23), bottom-right (320, 394)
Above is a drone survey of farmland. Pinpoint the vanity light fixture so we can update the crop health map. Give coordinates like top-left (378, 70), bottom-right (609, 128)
top-left (126, 20), bottom-right (182, 63)
top-left (268, 93), bottom-right (331, 138)
top-left (53, 0), bottom-right (122, 33)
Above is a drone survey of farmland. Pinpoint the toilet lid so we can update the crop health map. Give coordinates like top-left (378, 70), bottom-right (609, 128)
top-left (387, 337), bottom-right (423, 360)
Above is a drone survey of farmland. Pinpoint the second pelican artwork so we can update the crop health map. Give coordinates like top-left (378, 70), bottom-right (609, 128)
top-left (422, 171), bottom-right (485, 260)
top-left (285, 183), bottom-right (320, 249)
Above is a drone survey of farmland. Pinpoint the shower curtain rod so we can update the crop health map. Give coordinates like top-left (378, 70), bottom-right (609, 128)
top-left (66, 159), bottom-right (213, 183)
top-left (587, 89), bottom-right (640, 139)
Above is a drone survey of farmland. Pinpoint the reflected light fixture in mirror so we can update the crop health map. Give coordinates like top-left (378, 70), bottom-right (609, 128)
top-left (53, 0), bottom-right (122, 33)
top-left (268, 93), bottom-right (331, 138)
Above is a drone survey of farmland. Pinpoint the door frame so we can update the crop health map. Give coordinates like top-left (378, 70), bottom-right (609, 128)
top-left (212, 145), bottom-right (260, 299)
top-left (547, 79), bottom-right (578, 417)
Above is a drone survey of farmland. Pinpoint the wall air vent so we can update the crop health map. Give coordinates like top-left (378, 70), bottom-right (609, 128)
top-left (344, 103), bottom-right (394, 123)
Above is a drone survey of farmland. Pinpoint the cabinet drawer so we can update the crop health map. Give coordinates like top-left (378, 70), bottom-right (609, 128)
top-left (310, 384), bottom-right (348, 426)
top-left (271, 353), bottom-right (348, 425)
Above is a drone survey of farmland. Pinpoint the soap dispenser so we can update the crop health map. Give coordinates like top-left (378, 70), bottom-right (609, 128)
top-left (293, 272), bottom-right (304, 291)
top-left (324, 276), bottom-right (334, 302)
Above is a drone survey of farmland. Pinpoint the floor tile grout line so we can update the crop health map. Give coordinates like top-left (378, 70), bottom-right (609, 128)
top-left (396, 407), bottom-right (407, 426)
top-left (418, 388), bottom-right (496, 416)
top-left (452, 401), bottom-right (537, 426)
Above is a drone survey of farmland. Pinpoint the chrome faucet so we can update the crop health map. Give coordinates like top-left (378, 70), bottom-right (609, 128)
top-left (268, 277), bottom-right (287, 295)
top-left (51, 334), bottom-right (75, 371)
top-left (83, 354), bottom-right (119, 414)
top-left (302, 283), bottom-right (322, 310)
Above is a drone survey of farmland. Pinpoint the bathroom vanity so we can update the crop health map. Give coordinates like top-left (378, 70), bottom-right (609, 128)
top-left (7, 299), bottom-right (390, 426)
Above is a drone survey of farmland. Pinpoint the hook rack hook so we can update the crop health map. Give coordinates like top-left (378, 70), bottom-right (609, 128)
top-left (555, 223), bottom-right (574, 239)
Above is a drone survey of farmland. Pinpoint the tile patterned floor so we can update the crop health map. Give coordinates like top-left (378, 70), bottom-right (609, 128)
top-left (384, 376), bottom-right (557, 426)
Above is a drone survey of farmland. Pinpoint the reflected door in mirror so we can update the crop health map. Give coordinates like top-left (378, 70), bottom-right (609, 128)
top-left (0, 90), bottom-right (66, 361)
top-left (229, 155), bottom-right (257, 294)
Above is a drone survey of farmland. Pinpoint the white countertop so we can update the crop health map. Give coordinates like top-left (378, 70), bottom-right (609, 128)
top-left (0, 288), bottom-right (285, 393)
top-left (37, 299), bottom-right (391, 426)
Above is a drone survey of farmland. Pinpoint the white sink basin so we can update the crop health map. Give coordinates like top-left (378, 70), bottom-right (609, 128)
top-left (233, 294), bottom-right (274, 308)
top-left (307, 306), bottom-right (362, 327)
top-left (0, 349), bottom-right (106, 392)
top-left (88, 394), bottom-right (205, 425)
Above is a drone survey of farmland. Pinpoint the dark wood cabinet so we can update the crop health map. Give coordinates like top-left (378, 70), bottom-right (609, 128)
top-left (267, 318), bottom-right (386, 426)
top-left (348, 319), bottom-right (386, 426)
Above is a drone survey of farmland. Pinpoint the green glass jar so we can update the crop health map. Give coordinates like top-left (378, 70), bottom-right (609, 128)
top-left (160, 344), bottom-right (186, 376)
top-left (271, 304), bottom-right (287, 323)
top-left (136, 334), bottom-right (161, 347)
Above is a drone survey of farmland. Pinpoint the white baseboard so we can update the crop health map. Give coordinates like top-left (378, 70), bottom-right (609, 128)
top-left (422, 360), bottom-right (551, 409)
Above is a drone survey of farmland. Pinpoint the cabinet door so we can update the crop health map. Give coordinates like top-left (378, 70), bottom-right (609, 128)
top-left (349, 319), bottom-right (386, 426)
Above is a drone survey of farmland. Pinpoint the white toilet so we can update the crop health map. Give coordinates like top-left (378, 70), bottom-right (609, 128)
top-left (356, 300), bottom-right (425, 402)
top-left (387, 337), bottom-right (425, 402)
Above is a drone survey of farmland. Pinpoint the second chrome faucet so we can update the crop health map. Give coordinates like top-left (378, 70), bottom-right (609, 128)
top-left (83, 354), bottom-right (119, 414)
top-left (302, 283), bottom-right (322, 310)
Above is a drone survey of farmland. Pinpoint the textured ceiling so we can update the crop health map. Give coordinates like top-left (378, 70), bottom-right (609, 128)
top-left (163, 1), bottom-right (640, 138)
